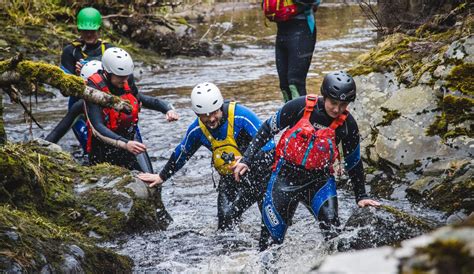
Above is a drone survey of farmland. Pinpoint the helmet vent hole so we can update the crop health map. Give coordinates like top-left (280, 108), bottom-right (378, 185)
top-left (347, 79), bottom-right (350, 82)
top-left (197, 85), bottom-right (201, 88)
top-left (118, 68), bottom-right (123, 70)
top-left (197, 91), bottom-right (201, 94)
top-left (336, 77), bottom-right (341, 81)
top-left (213, 100), bottom-right (218, 105)
top-left (333, 85), bottom-right (340, 90)
top-left (117, 56), bottom-right (122, 58)
top-left (196, 105), bottom-right (202, 108)
top-left (207, 89), bottom-right (211, 92)
top-left (205, 83), bottom-right (209, 86)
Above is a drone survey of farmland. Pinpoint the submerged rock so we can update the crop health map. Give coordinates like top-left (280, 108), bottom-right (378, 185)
top-left (337, 206), bottom-right (435, 252)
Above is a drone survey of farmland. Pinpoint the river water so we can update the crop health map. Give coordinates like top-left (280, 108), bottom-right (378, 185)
top-left (3, 2), bottom-right (445, 272)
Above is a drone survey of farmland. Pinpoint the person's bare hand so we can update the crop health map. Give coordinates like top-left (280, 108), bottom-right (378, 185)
top-left (231, 157), bottom-right (249, 182)
top-left (75, 60), bottom-right (84, 75)
top-left (166, 110), bottom-right (179, 122)
top-left (126, 141), bottom-right (146, 155)
top-left (138, 173), bottom-right (163, 188)
top-left (357, 199), bottom-right (381, 208)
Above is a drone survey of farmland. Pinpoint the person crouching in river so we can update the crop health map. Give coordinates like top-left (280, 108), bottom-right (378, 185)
top-left (139, 83), bottom-right (275, 230)
top-left (232, 71), bottom-right (380, 251)
top-left (85, 47), bottom-right (178, 172)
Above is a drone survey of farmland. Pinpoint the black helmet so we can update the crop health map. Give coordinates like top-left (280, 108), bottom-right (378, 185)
top-left (320, 71), bottom-right (356, 102)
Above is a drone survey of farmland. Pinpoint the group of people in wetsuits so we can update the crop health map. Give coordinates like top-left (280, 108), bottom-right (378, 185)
top-left (48, 5), bottom-right (380, 252)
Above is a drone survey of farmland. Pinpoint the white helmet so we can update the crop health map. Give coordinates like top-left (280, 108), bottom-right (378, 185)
top-left (80, 60), bottom-right (102, 80)
top-left (101, 47), bottom-right (134, 76)
top-left (191, 82), bottom-right (224, 115)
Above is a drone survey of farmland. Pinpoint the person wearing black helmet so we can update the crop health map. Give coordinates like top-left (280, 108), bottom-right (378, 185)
top-left (232, 71), bottom-right (380, 251)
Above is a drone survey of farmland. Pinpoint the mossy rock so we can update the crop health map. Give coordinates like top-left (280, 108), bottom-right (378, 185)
top-left (446, 63), bottom-right (474, 96)
top-left (0, 141), bottom-right (170, 271)
top-left (0, 205), bottom-right (132, 272)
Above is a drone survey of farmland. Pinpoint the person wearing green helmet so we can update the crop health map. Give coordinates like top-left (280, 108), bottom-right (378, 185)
top-left (59, 7), bottom-right (177, 158)
top-left (59, 7), bottom-right (113, 155)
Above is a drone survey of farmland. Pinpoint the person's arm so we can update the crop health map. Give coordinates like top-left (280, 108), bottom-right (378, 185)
top-left (60, 45), bottom-right (77, 75)
top-left (158, 120), bottom-right (203, 182)
top-left (340, 115), bottom-right (370, 203)
top-left (85, 101), bottom-right (129, 148)
top-left (137, 93), bottom-right (173, 114)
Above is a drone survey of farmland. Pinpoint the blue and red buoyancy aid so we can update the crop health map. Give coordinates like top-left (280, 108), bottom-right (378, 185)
top-left (274, 94), bottom-right (348, 172)
top-left (86, 73), bottom-right (140, 152)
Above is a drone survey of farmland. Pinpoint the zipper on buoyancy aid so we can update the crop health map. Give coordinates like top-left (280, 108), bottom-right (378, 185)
top-left (301, 134), bottom-right (316, 167)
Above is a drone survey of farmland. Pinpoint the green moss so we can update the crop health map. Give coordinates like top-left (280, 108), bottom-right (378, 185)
top-left (380, 205), bottom-right (434, 231)
top-left (426, 95), bottom-right (474, 139)
top-left (0, 205), bottom-right (132, 272)
top-left (377, 107), bottom-right (401, 127)
top-left (0, 92), bottom-right (5, 145)
top-left (446, 63), bottom-right (474, 96)
top-left (413, 239), bottom-right (474, 274)
top-left (16, 61), bottom-right (85, 97)
top-left (426, 177), bottom-right (474, 214)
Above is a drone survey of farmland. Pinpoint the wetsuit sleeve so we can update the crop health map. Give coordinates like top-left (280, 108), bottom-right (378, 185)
top-left (241, 97), bottom-right (305, 167)
top-left (60, 45), bottom-right (77, 75)
top-left (234, 104), bottom-right (262, 137)
top-left (137, 93), bottom-right (173, 114)
top-left (339, 115), bottom-right (369, 203)
top-left (85, 101), bottom-right (129, 146)
top-left (159, 121), bottom-right (203, 181)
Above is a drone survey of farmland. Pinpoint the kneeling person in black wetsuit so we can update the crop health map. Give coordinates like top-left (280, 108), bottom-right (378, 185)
top-left (139, 83), bottom-right (275, 230)
top-left (233, 71), bottom-right (380, 250)
top-left (85, 47), bottom-right (179, 172)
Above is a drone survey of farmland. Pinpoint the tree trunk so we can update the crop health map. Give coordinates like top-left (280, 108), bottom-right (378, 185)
top-left (0, 59), bottom-right (132, 114)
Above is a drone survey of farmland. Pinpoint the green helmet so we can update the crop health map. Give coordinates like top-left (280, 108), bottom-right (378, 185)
top-left (77, 7), bottom-right (102, 30)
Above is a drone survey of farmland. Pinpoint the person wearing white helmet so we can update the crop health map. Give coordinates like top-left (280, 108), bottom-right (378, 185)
top-left (79, 60), bottom-right (102, 79)
top-left (84, 47), bottom-right (179, 171)
top-left (139, 82), bottom-right (275, 230)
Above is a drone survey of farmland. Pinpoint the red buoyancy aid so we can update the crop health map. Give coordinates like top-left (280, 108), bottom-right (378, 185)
top-left (86, 73), bottom-right (140, 152)
top-left (274, 95), bottom-right (348, 171)
top-left (263, 0), bottom-right (299, 22)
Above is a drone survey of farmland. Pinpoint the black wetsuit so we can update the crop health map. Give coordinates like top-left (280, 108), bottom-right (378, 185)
top-left (85, 71), bottom-right (173, 172)
top-left (276, 1), bottom-right (318, 101)
top-left (158, 102), bottom-right (276, 230)
top-left (241, 96), bottom-right (368, 250)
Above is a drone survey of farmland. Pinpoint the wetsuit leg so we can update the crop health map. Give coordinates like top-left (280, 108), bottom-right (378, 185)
top-left (216, 175), bottom-right (260, 230)
top-left (46, 99), bottom-right (84, 143)
top-left (309, 177), bottom-right (340, 240)
top-left (68, 97), bottom-right (88, 153)
top-left (275, 30), bottom-right (291, 102)
top-left (133, 130), bottom-right (154, 173)
top-left (260, 167), bottom-right (299, 250)
top-left (276, 20), bottom-right (316, 100)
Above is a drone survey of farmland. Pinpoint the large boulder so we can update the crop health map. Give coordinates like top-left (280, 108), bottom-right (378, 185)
top-left (0, 141), bottom-right (171, 272)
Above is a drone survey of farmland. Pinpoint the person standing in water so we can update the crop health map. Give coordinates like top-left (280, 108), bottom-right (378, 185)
top-left (232, 71), bottom-right (380, 250)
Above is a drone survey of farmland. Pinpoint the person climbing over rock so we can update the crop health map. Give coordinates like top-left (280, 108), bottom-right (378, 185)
top-left (232, 71), bottom-right (380, 251)
top-left (138, 82), bottom-right (275, 230)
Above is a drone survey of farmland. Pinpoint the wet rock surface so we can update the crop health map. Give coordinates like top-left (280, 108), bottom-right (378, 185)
top-left (318, 215), bottom-right (474, 273)
top-left (0, 141), bottom-right (168, 272)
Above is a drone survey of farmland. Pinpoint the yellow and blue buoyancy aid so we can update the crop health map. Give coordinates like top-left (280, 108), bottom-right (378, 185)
top-left (198, 102), bottom-right (242, 175)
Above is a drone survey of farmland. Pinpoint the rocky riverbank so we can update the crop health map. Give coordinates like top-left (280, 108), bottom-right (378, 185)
top-left (317, 3), bottom-right (473, 272)
top-left (0, 140), bottom-right (170, 271)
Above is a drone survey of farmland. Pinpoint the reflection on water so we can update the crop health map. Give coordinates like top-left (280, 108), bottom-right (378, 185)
top-left (2, 2), bottom-right (432, 273)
